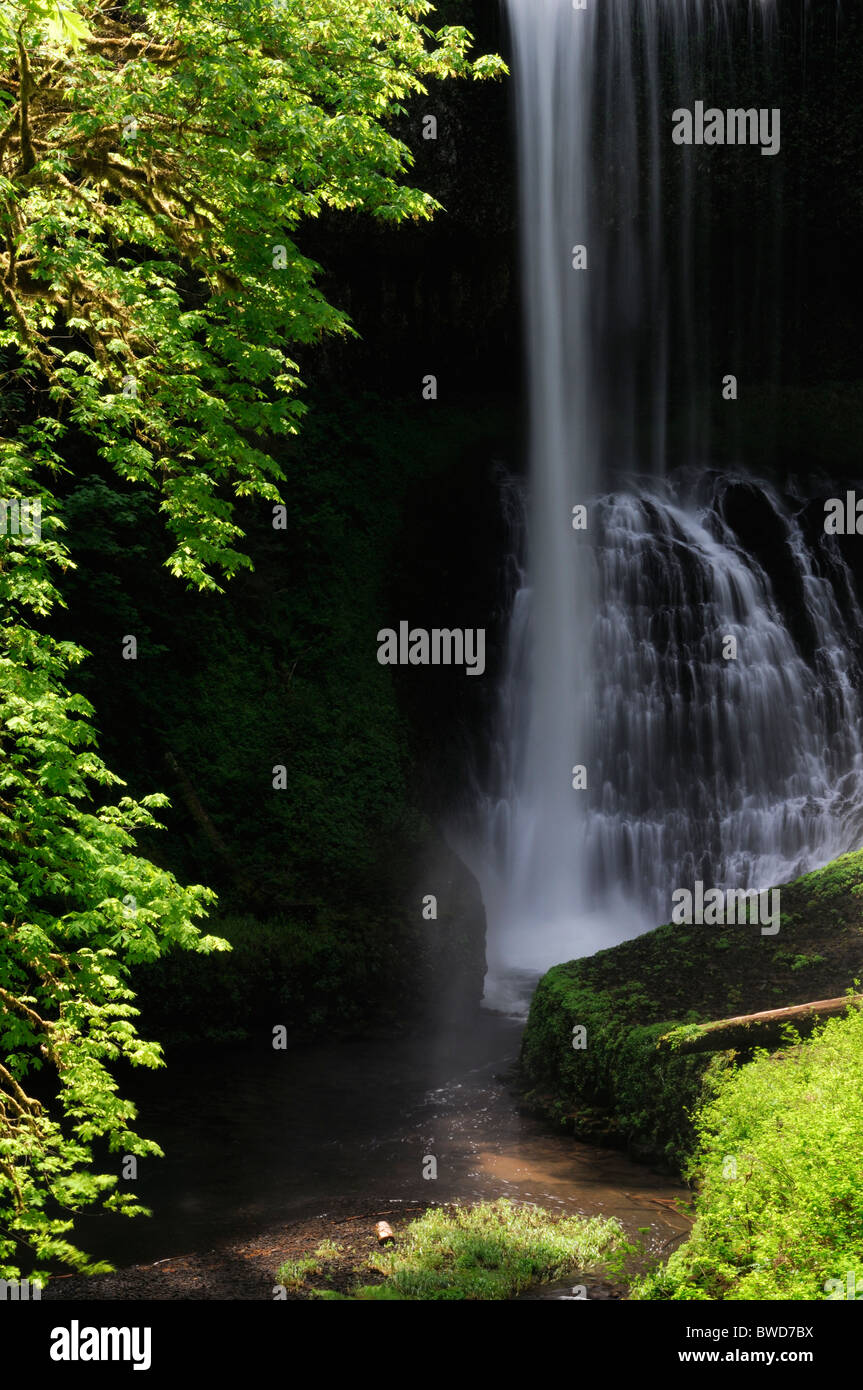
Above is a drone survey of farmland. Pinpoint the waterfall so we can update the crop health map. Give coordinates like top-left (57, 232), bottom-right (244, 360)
top-left (467, 0), bottom-right (863, 994)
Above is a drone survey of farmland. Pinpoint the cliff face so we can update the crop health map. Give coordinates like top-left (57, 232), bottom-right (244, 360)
top-left (61, 395), bottom-right (508, 1041)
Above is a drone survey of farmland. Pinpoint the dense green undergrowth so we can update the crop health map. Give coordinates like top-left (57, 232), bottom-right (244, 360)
top-left (634, 1004), bottom-right (863, 1300)
top-left (62, 395), bottom-right (509, 1044)
top-left (135, 912), bottom-right (394, 1045)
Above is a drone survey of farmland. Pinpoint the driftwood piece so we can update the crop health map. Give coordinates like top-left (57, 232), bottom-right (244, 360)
top-left (657, 994), bottom-right (863, 1056)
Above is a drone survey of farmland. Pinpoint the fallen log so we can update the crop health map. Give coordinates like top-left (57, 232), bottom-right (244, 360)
top-left (375, 1221), bottom-right (395, 1245)
top-left (656, 993), bottom-right (863, 1056)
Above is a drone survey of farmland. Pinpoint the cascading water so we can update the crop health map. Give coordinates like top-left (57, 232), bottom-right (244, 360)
top-left (468, 0), bottom-right (863, 995)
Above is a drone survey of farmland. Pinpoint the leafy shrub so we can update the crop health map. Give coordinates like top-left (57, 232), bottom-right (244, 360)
top-left (634, 1005), bottom-right (863, 1300)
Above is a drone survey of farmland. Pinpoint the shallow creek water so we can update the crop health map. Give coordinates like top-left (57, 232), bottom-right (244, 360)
top-left (67, 981), bottom-right (690, 1296)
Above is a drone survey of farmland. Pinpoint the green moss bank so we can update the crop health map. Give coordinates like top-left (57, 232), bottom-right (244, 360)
top-left (520, 849), bottom-right (863, 1167)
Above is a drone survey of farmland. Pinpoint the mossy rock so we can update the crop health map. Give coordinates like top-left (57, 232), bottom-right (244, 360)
top-left (520, 849), bottom-right (863, 1168)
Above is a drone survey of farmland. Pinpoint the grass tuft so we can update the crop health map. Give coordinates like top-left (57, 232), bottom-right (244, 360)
top-left (308, 1199), bottom-right (630, 1301)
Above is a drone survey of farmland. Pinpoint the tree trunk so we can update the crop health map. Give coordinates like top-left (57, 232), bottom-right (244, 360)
top-left (657, 994), bottom-right (863, 1056)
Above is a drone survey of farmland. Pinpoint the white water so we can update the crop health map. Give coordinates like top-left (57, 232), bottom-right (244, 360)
top-left (468, 0), bottom-right (863, 999)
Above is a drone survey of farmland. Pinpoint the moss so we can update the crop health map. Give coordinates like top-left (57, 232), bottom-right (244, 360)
top-left (520, 973), bottom-right (725, 1164)
top-left (520, 849), bottom-right (863, 1168)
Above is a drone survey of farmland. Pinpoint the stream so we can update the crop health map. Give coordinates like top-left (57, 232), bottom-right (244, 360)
top-left (56, 976), bottom-right (690, 1299)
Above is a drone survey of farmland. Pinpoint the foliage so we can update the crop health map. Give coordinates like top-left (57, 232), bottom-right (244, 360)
top-left (54, 396), bottom-right (506, 1044)
top-left (0, 0), bottom-right (503, 589)
top-left (278, 1255), bottom-right (320, 1292)
top-left (0, 0), bottom-right (503, 1282)
top-left (135, 909), bottom-right (400, 1045)
top-left (72, 393), bottom-right (503, 877)
top-left (0, 436), bottom-right (224, 1282)
top-left (633, 1004), bottom-right (863, 1300)
top-left (282, 1199), bottom-right (630, 1300)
